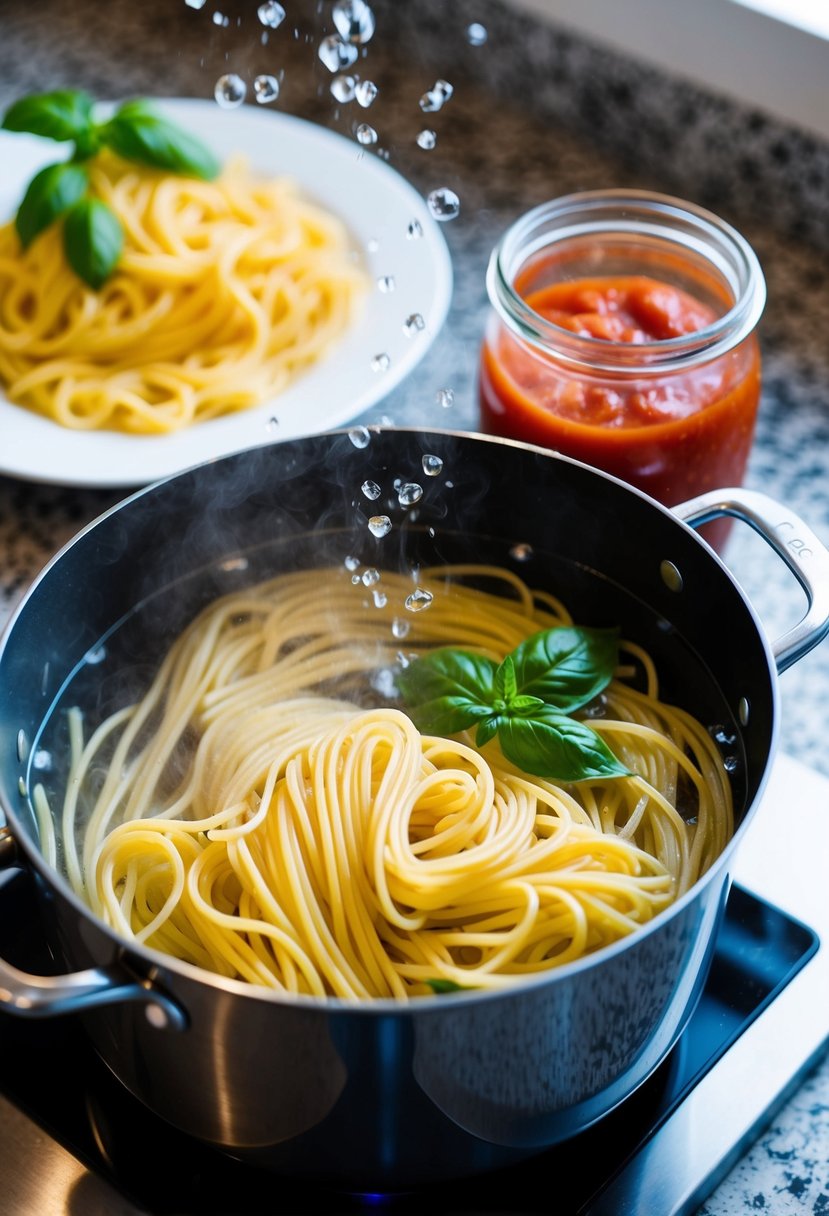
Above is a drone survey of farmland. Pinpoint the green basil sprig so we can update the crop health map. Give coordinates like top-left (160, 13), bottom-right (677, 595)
top-left (397, 625), bottom-right (630, 783)
top-left (1, 89), bottom-right (221, 288)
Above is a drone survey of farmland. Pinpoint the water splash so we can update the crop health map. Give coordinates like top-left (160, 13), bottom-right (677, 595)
top-left (318, 34), bottom-right (359, 72)
top-left (254, 74), bottom-right (280, 103)
top-left (398, 483), bottom-right (423, 506)
top-left (405, 588), bottom-right (433, 612)
top-left (257, 1), bottom-right (286, 28)
top-left (427, 187), bottom-right (460, 221)
top-left (403, 313), bottom-right (425, 336)
top-left (331, 74), bottom-right (358, 102)
top-left (419, 80), bottom-right (454, 112)
top-left (214, 74), bottom-right (246, 108)
top-left (355, 80), bottom-right (379, 107)
top-left (356, 123), bottom-right (378, 146)
top-left (332, 0), bottom-right (376, 45)
top-left (348, 425), bottom-right (371, 448)
top-left (368, 515), bottom-right (392, 538)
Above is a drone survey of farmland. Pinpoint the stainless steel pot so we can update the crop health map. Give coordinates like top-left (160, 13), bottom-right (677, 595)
top-left (0, 427), bottom-right (827, 1190)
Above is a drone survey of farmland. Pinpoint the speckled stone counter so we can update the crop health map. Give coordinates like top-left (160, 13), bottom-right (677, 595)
top-left (0, 1), bottom-right (827, 1211)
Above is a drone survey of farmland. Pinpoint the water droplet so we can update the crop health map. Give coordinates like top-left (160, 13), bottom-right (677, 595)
top-left (396, 650), bottom-right (412, 667)
top-left (318, 34), bottom-right (359, 72)
top-left (373, 589), bottom-right (387, 608)
top-left (355, 80), bottom-right (378, 107)
top-left (368, 515), bottom-right (392, 538)
top-left (723, 755), bottom-right (740, 773)
top-left (185, 0), bottom-right (207, 8)
top-left (466, 22), bottom-right (487, 45)
top-left (392, 617), bottom-right (410, 639)
top-left (349, 425), bottom-right (371, 448)
top-left (427, 187), bottom-right (460, 222)
top-left (214, 73), bottom-right (247, 108)
top-left (355, 123), bottom-right (378, 146)
top-left (85, 644), bottom-right (107, 665)
top-left (510, 542), bottom-right (533, 562)
top-left (371, 666), bottom-right (396, 696)
top-left (351, 573), bottom-right (362, 584)
top-left (377, 275), bottom-right (395, 293)
top-left (18, 776), bottom-right (27, 797)
top-left (416, 129), bottom-right (436, 150)
top-left (398, 482), bottom-right (423, 506)
top-left (422, 453), bottom-right (443, 477)
top-left (331, 74), bottom-right (357, 102)
top-left (403, 313), bottom-right (425, 336)
top-left (436, 387), bottom-right (455, 409)
top-left (344, 554), bottom-right (360, 571)
top-left (32, 748), bottom-right (53, 772)
top-left (254, 74), bottom-right (280, 103)
top-left (709, 724), bottom-right (738, 746)
top-left (16, 730), bottom-right (28, 763)
top-left (367, 237), bottom-right (380, 253)
top-left (407, 219), bottom-right (423, 240)
top-left (361, 479), bottom-right (381, 500)
top-left (333, 0), bottom-right (376, 44)
top-left (266, 415), bottom-right (279, 432)
top-left (213, 12), bottom-right (229, 26)
top-left (220, 555), bottom-right (250, 572)
top-left (405, 588), bottom-right (433, 612)
top-left (362, 567), bottom-right (381, 586)
top-left (419, 79), bottom-right (454, 112)
top-left (257, 0), bottom-right (286, 27)
top-left (371, 353), bottom-right (390, 372)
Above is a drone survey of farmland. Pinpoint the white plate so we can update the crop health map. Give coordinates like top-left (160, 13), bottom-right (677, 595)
top-left (0, 99), bottom-right (453, 488)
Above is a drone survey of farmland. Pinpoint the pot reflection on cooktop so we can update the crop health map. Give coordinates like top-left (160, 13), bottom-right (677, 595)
top-left (0, 872), bottom-right (817, 1216)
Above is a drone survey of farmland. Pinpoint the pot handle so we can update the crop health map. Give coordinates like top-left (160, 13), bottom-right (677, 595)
top-left (0, 837), bottom-right (187, 1030)
top-left (0, 952), bottom-right (188, 1030)
top-left (672, 486), bottom-right (829, 673)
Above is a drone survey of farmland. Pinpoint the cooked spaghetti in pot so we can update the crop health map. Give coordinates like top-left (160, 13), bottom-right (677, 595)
top-left (35, 565), bottom-right (733, 1000)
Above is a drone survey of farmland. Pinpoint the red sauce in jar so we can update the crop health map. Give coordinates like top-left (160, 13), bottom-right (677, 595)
top-left (480, 270), bottom-right (762, 551)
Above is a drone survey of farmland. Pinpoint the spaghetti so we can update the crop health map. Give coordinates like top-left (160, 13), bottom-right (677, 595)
top-left (0, 151), bottom-right (367, 433)
top-left (47, 565), bottom-right (734, 1001)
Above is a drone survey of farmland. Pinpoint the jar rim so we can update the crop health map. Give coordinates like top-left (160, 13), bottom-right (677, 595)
top-left (486, 188), bottom-right (767, 373)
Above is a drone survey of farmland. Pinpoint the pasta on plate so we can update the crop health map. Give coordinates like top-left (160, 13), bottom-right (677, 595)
top-left (0, 150), bottom-right (367, 434)
top-left (35, 565), bottom-right (734, 1001)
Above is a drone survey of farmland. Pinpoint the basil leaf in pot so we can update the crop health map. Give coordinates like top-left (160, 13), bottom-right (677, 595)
top-left (399, 625), bottom-right (630, 783)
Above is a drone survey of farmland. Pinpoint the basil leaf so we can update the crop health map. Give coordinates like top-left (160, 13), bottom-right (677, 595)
top-left (510, 626), bottom-right (619, 713)
top-left (2, 89), bottom-right (94, 143)
top-left (497, 709), bottom-right (629, 782)
top-left (474, 715), bottom-right (501, 748)
top-left (103, 101), bottom-right (220, 180)
top-left (397, 649), bottom-right (498, 735)
top-left (63, 198), bottom-right (123, 289)
top-left (424, 979), bottom-right (468, 994)
top-left (15, 161), bottom-right (88, 248)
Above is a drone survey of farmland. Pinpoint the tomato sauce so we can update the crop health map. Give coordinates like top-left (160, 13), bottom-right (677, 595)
top-left (479, 273), bottom-right (762, 551)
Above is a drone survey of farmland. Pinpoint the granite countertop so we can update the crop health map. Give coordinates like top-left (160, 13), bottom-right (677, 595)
top-left (0, 1), bottom-right (827, 1211)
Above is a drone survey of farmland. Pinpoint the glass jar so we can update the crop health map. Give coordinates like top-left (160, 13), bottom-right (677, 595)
top-left (479, 189), bottom-right (766, 551)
